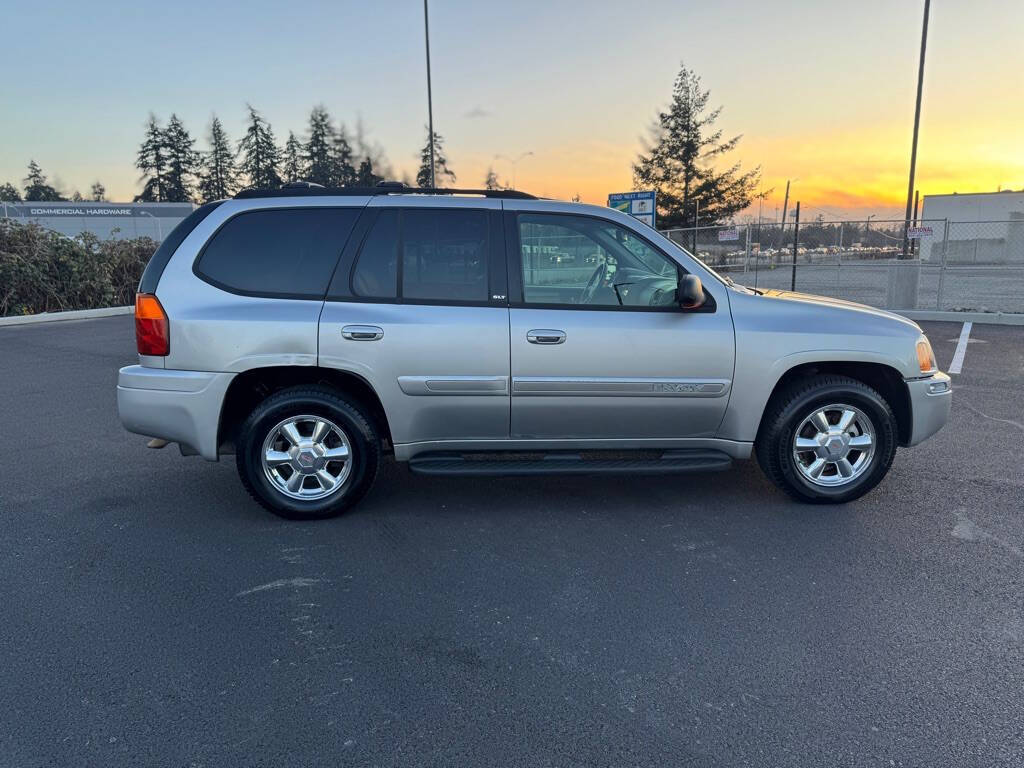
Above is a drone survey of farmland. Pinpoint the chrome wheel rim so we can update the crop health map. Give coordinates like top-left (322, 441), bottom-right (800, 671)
top-left (792, 403), bottom-right (875, 488)
top-left (261, 415), bottom-right (353, 501)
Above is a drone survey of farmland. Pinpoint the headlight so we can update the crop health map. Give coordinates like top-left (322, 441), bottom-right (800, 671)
top-left (916, 338), bottom-right (937, 374)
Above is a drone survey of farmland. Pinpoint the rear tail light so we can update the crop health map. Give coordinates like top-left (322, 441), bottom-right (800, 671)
top-left (135, 293), bottom-right (169, 356)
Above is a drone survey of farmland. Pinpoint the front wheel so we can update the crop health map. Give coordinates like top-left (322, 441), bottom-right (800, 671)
top-left (236, 386), bottom-right (379, 519)
top-left (756, 375), bottom-right (897, 503)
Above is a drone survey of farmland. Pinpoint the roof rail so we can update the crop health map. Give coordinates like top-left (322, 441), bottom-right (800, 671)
top-left (280, 180), bottom-right (325, 190)
top-left (233, 182), bottom-right (537, 200)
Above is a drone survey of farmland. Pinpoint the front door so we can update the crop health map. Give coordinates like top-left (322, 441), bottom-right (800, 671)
top-left (506, 210), bottom-right (735, 440)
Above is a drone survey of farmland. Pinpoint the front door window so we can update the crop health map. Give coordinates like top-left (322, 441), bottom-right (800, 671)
top-left (518, 214), bottom-right (679, 308)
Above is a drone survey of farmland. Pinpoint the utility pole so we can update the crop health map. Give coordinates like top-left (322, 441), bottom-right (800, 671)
top-left (901, 0), bottom-right (930, 258)
top-left (779, 179), bottom-right (796, 258)
top-left (790, 201), bottom-right (801, 291)
top-left (423, 0), bottom-right (436, 188)
top-left (779, 179), bottom-right (790, 227)
top-left (911, 189), bottom-right (920, 256)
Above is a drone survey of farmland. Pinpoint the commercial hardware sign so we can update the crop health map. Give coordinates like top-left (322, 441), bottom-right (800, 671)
top-left (2, 203), bottom-right (194, 218)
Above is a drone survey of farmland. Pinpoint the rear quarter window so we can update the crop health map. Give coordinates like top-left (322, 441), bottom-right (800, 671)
top-left (138, 201), bottom-right (222, 294)
top-left (194, 207), bottom-right (360, 298)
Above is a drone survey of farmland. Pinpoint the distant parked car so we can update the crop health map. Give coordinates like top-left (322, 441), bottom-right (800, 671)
top-left (118, 183), bottom-right (951, 519)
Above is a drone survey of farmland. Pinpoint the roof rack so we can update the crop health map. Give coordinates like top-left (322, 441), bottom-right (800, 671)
top-left (234, 181), bottom-right (537, 200)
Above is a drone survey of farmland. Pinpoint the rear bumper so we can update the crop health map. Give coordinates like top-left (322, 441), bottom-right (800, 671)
top-left (117, 365), bottom-right (235, 460)
top-left (904, 372), bottom-right (951, 446)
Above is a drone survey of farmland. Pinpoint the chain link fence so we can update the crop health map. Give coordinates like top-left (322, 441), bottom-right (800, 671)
top-left (661, 218), bottom-right (1024, 314)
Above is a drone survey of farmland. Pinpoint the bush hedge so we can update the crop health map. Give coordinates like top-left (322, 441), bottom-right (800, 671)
top-left (0, 219), bottom-right (156, 316)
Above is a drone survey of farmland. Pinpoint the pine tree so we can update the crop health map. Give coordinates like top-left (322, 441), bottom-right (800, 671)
top-left (303, 105), bottom-right (335, 186)
top-left (135, 115), bottom-right (168, 202)
top-left (71, 190), bottom-right (84, 201)
top-left (237, 105), bottom-right (282, 190)
top-left (483, 167), bottom-right (501, 190)
top-left (90, 182), bottom-right (106, 201)
top-left (355, 158), bottom-right (382, 187)
top-left (416, 128), bottom-right (455, 188)
top-left (332, 124), bottom-right (357, 187)
top-left (198, 116), bottom-right (238, 202)
top-left (633, 64), bottom-right (758, 228)
top-left (23, 160), bottom-right (63, 201)
top-left (162, 114), bottom-right (200, 202)
top-left (0, 182), bottom-right (22, 201)
top-left (282, 131), bottom-right (303, 183)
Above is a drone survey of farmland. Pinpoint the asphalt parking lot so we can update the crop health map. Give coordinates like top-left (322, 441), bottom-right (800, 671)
top-left (2, 315), bottom-right (1022, 767)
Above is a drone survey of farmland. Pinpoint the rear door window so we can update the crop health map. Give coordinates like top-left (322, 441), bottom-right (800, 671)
top-left (401, 209), bottom-right (488, 302)
top-left (195, 207), bottom-right (359, 298)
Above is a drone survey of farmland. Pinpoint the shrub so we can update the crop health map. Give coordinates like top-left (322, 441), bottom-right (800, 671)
top-left (0, 219), bottom-right (157, 316)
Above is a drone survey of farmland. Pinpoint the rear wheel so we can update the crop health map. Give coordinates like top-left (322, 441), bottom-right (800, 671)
top-left (756, 375), bottom-right (897, 503)
top-left (236, 386), bottom-right (379, 519)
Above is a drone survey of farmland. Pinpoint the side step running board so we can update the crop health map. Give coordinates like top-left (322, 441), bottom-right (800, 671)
top-left (408, 449), bottom-right (732, 477)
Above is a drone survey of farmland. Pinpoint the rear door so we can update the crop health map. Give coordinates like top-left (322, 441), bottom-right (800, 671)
top-left (318, 198), bottom-right (511, 447)
top-left (159, 201), bottom-right (364, 373)
top-left (505, 206), bottom-right (735, 440)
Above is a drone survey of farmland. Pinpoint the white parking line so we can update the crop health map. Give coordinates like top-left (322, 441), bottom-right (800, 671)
top-left (948, 321), bottom-right (973, 374)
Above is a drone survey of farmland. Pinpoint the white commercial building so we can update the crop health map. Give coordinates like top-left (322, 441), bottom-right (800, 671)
top-left (0, 201), bottom-right (195, 243)
top-left (919, 190), bottom-right (1024, 263)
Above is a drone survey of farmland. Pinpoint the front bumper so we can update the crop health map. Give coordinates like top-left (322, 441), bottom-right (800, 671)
top-left (904, 371), bottom-right (952, 446)
top-left (117, 365), bottom-right (235, 460)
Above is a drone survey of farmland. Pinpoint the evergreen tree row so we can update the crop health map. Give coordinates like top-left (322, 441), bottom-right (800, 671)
top-left (132, 106), bottom-right (460, 204)
top-left (6, 62), bottom-right (758, 222)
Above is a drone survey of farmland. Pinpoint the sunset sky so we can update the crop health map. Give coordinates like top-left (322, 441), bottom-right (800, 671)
top-left (1, 0), bottom-right (1022, 219)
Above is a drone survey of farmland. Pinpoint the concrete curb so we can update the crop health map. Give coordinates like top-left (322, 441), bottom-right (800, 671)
top-left (0, 305), bottom-right (133, 327)
top-left (895, 310), bottom-right (1024, 326)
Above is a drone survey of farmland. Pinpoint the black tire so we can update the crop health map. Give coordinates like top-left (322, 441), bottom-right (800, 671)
top-left (235, 386), bottom-right (379, 520)
top-left (755, 374), bottom-right (897, 504)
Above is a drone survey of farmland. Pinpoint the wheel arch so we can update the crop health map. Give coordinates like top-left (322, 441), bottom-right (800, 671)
top-left (757, 360), bottom-right (911, 446)
top-left (217, 365), bottom-right (393, 455)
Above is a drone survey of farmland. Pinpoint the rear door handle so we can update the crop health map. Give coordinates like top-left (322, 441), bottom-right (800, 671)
top-left (527, 329), bottom-right (566, 345)
top-left (341, 325), bottom-right (384, 341)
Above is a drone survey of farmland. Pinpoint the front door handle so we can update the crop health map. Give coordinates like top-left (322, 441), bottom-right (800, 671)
top-left (341, 325), bottom-right (384, 341)
top-left (527, 329), bottom-right (566, 345)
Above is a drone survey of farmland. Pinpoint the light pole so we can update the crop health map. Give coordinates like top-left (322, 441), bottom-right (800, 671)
top-left (423, 0), bottom-right (436, 188)
top-left (693, 198), bottom-right (700, 254)
top-left (139, 210), bottom-right (162, 241)
top-left (902, 0), bottom-right (930, 258)
top-left (753, 184), bottom-right (773, 261)
top-left (495, 151), bottom-right (533, 189)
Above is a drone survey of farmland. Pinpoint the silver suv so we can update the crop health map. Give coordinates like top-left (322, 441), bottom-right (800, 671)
top-left (117, 184), bottom-right (951, 519)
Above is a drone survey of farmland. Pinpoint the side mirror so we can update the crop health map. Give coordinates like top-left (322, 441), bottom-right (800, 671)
top-left (677, 274), bottom-right (705, 310)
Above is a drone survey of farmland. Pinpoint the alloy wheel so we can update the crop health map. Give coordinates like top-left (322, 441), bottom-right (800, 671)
top-left (792, 403), bottom-right (875, 487)
top-left (261, 414), bottom-right (353, 500)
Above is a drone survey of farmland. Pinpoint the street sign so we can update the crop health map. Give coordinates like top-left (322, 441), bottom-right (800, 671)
top-left (608, 190), bottom-right (656, 228)
top-left (907, 226), bottom-right (933, 238)
top-left (718, 228), bottom-right (739, 242)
